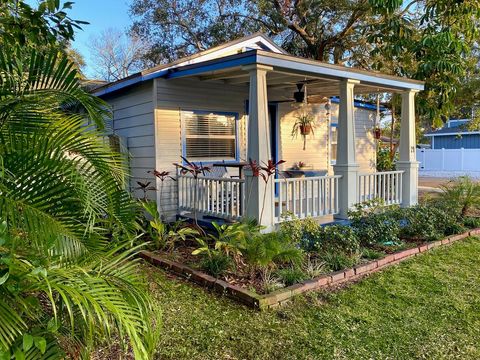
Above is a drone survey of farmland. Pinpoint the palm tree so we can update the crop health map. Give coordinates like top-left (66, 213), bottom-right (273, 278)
top-left (0, 48), bottom-right (158, 358)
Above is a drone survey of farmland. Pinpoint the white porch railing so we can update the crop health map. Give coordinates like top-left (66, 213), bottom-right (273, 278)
top-left (273, 175), bottom-right (341, 223)
top-left (177, 175), bottom-right (245, 221)
top-left (357, 171), bottom-right (404, 205)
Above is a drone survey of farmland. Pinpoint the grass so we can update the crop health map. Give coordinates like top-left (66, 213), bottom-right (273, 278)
top-left (144, 237), bottom-right (480, 359)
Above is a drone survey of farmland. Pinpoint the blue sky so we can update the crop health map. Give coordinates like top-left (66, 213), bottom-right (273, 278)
top-left (55, 0), bottom-right (132, 77)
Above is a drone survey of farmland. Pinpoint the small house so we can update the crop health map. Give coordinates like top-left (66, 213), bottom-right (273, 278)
top-left (93, 33), bottom-right (424, 230)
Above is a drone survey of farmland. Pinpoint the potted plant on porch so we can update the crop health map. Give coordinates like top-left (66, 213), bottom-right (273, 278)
top-left (291, 113), bottom-right (315, 150)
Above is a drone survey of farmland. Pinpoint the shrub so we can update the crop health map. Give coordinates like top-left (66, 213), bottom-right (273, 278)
top-left (361, 248), bottom-right (385, 260)
top-left (463, 217), bottom-right (480, 229)
top-left (303, 256), bottom-right (326, 278)
top-left (397, 205), bottom-right (461, 241)
top-left (142, 201), bottom-right (199, 251)
top-left (349, 202), bottom-right (401, 246)
top-left (281, 217), bottom-right (359, 256)
top-left (279, 215), bottom-right (322, 246)
top-left (201, 253), bottom-right (233, 277)
top-left (321, 252), bottom-right (360, 272)
top-left (276, 267), bottom-right (307, 286)
top-left (299, 224), bottom-right (360, 255)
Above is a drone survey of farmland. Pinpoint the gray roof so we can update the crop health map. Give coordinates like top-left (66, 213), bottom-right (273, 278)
top-left (424, 126), bottom-right (480, 137)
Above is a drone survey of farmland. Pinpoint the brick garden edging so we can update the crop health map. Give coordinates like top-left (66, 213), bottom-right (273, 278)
top-left (140, 228), bottom-right (480, 310)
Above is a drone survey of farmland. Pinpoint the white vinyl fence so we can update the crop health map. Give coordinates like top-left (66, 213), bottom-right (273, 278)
top-left (417, 148), bottom-right (480, 172)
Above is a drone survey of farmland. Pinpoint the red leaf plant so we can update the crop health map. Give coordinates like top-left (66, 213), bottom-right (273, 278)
top-left (173, 156), bottom-right (210, 227)
top-left (148, 169), bottom-right (177, 215)
top-left (245, 158), bottom-right (286, 224)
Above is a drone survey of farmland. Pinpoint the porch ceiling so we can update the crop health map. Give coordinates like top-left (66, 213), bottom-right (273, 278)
top-left (165, 49), bottom-right (424, 96)
top-left (199, 70), bottom-right (398, 98)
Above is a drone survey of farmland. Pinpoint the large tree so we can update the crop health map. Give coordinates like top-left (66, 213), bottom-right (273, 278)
top-left (130, 0), bottom-right (480, 126)
top-left (88, 28), bottom-right (150, 81)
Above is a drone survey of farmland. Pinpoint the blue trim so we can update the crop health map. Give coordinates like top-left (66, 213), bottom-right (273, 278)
top-left (94, 70), bottom-right (169, 97)
top-left (165, 53), bottom-right (257, 79)
top-left (330, 97), bottom-right (387, 112)
top-left (180, 110), bottom-right (240, 165)
top-left (330, 123), bottom-right (338, 127)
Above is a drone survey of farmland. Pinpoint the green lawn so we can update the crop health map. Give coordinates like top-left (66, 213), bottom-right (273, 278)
top-left (146, 237), bottom-right (480, 359)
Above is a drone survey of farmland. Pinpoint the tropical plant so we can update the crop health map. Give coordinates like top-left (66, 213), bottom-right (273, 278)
top-left (0, 47), bottom-right (157, 358)
top-left (207, 221), bottom-right (260, 266)
top-left (321, 251), bottom-right (360, 272)
top-left (173, 157), bottom-right (210, 227)
top-left (241, 232), bottom-right (304, 278)
top-left (149, 169), bottom-right (176, 216)
top-left (438, 176), bottom-right (480, 217)
top-left (245, 158), bottom-right (285, 224)
top-left (302, 255), bottom-right (326, 279)
top-left (192, 238), bottom-right (233, 277)
top-left (136, 180), bottom-right (156, 200)
top-left (291, 113), bottom-right (315, 150)
top-left (142, 201), bottom-right (198, 251)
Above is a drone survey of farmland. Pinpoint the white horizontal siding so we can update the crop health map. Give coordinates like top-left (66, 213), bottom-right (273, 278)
top-left (278, 103), bottom-right (330, 172)
top-left (155, 78), bottom-right (249, 219)
top-left (280, 102), bottom-right (376, 174)
top-left (105, 82), bottom-right (156, 201)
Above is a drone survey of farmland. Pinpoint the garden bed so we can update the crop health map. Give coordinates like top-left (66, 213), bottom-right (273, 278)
top-left (140, 228), bottom-right (480, 310)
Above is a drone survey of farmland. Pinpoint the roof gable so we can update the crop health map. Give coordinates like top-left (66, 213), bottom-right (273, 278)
top-left (142, 33), bottom-right (285, 76)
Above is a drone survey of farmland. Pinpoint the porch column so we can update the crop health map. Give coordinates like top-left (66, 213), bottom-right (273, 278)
top-left (334, 79), bottom-right (360, 219)
top-left (243, 64), bottom-right (274, 229)
top-left (397, 90), bottom-right (419, 207)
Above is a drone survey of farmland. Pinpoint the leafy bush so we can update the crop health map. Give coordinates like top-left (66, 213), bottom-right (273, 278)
top-left (279, 215), bottom-right (322, 246)
top-left (349, 202), bottom-right (401, 246)
top-left (192, 238), bottom-right (233, 277)
top-left (281, 217), bottom-right (359, 256)
top-left (376, 146), bottom-right (396, 171)
top-left (315, 225), bottom-right (360, 255)
top-left (207, 220), bottom-right (261, 265)
top-left (397, 205), bottom-right (461, 241)
top-left (276, 267), bottom-right (307, 286)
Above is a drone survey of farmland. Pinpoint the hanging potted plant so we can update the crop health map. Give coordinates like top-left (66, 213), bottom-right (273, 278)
top-left (291, 113), bottom-right (315, 150)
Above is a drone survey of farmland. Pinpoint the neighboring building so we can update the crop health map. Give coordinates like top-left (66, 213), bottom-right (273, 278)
top-left (93, 33), bottom-right (423, 229)
top-left (424, 119), bottom-right (480, 149)
top-left (418, 119), bottom-right (480, 178)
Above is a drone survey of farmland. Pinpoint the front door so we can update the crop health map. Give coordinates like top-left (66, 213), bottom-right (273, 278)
top-left (245, 100), bottom-right (278, 162)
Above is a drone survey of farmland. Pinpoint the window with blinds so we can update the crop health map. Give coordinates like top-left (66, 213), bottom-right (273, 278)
top-left (182, 111), bottom-right (238, 161)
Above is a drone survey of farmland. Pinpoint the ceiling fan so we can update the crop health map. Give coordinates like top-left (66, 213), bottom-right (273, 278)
top-left (276, 81), bottom-right (329, 106)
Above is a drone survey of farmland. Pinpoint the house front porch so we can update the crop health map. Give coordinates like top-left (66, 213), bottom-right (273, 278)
top-left (167, 49), bottom-right (423, 230)
top-left (177, 169), bottom-right (404, 226)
